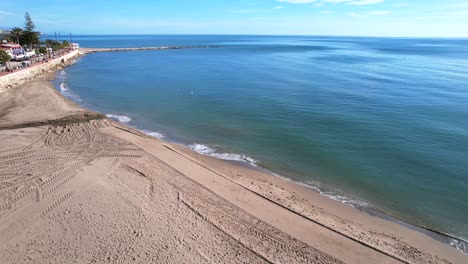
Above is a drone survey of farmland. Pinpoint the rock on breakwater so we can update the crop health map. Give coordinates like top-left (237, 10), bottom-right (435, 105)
top-left (80, 45), bottom-right (217, 53)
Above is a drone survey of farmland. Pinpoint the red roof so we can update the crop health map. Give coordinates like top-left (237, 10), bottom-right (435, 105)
top-left (0, 43), bottom-right (22, 49)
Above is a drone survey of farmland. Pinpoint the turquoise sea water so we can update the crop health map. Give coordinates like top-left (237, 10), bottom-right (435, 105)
top-left (53, 35), bottom-right (468, 246)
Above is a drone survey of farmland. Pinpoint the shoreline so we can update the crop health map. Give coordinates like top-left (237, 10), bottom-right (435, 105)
top-left (241, 156), bottom-right (468, 247)
top-left (50, 47), bottom-right (467, 249)
top-left (52, 49), bottom-right (468, 254)
top-left (172, 139), bottom-right (468, 252)
top-left (56, 68), bottom-right (467, 252)
top-left (0, 48), bottom-right (466, 263)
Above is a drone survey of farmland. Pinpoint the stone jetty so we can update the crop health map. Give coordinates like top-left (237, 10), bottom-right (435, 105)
top-left (80, 45), bottom-right (217, 53)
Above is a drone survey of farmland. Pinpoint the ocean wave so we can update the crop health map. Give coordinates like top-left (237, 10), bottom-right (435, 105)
top-left (59, 82), bottom-right (82, 102)
top-left (322, 193), bottom-right (368, 208)
top-left (142, 129), bottom-right (165, 139)
top-left (449, 238), bottom-right (468, 254)
top-left (188, 143), bottom-right (367, 208)
top-left (105, 114), bottom-right (132, 124)
top-left (60, 70), bottom-right (66, 76)
top-left (189, 143), bottom-right (257, 166)
top-left (291, 179), bottom-right (368, 208)
top-left (60, 82), bottom-right (68, 92)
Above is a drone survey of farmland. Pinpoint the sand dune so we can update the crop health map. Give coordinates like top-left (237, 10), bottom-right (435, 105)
top-left (0, 73), bottom-right (466, 263)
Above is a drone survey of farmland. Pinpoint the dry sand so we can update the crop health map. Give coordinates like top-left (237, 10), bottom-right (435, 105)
top-left (0, 73), bottom-right (466, 264)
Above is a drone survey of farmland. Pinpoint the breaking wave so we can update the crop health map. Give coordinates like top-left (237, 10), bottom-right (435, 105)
top-left (105, 114), bottom-right (132, 124)
top-left (189, 143), bottom-right (257, 166)
top-left (59, 82), bottom-right (82, 102)
top-left (142, 129), bottom-right (165, 140)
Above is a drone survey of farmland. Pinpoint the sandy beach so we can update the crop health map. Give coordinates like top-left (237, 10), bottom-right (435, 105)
top-left (0, 63), bottom-right (467, 263)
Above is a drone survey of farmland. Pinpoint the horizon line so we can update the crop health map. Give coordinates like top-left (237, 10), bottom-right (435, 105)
top-left (38, 33), bottom-right (468, 40)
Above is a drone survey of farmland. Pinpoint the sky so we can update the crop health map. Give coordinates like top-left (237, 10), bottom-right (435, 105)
top-left (0, 0), bottom-right (467, 37)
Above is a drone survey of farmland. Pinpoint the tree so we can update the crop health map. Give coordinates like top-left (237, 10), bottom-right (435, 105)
top-left (44, 39), bottom-right (69, 51)
top-left (37, 46), bottom-right (47, 55)
top-left (0, 50), bottom-right (11, 63)
top-left (9, 27), bottom-right (23, 44)
top-left (24, 12), bottom-right (35, 32)
top-left (23, 12), bottom-right (39, 48)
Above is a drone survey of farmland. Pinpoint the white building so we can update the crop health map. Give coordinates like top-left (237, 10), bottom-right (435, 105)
top-left (70, 43), bottom-right (79, 50)
top-left (0, 43), bottom-right (24, 59)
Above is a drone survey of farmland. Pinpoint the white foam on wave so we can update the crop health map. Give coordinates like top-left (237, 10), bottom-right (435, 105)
top-left (300, 180), bottom-right (368, 208)
top-left (60, 70), bottom-right (66, 76)
top-left (323, 193), bottom-right (368, 208)
top-left (59, 82), bottom-right (82, 102)
top-left (106, 114), bottom-right (132, 124)
top-left (189, 143), bottom-right (367, 208)
top-left (142, 129), bottom-right (165, 140)
top-left (59, 82), bottom-right (68, 91)
top-left (449, 238), bottom-right (468, 254)
top-left (189, 143), bottom-right (258, 166)
top-left (262, 174), bottom-right (367, 209)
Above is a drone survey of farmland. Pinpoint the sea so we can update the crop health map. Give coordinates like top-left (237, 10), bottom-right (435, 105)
top-left (52, 35), bottom-right (468, 251)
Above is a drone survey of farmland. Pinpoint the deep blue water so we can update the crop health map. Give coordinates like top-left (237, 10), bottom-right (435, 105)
top-left (54, 35), bottom-right (468, 243)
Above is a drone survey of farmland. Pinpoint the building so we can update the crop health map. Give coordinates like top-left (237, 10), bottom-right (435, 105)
top-left (0, 43), bottom-right (24, 59)
top-left (70, 43), bottom-right (79, 50)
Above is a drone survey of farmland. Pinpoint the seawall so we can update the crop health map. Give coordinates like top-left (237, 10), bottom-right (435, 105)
top-left (0, 49), bottom-right (81, 93)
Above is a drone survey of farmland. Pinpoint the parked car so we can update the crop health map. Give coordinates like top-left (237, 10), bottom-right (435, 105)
top-left (13, 54), bottom-right (26, 61)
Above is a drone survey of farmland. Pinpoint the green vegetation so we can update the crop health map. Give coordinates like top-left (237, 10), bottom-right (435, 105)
top-left (44, 40), bottom-right (70, 51)
top-left (9, 27), bottom-right (23, 44)
top-left (37, 47), bottom-right (47, 55)
top-left (23, 12), bottom-right (40, 48)
top-left (2, 12), bottom-right (40, 47)
top-left (1, 12), bottom-right (71, 55)
top-left (0, 50), bottom-right (11, 63)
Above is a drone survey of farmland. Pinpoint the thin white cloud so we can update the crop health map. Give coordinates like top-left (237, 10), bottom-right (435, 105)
top-left (231, 9), bottom-right (267, 13)
top-left (348, 0), bottom-right (384, 6)
top-left (369, 10), bottom-right (390, 15)
top-left (231, 5), bottom-right (285, 14)
top-left (450, 3), bottom-right (468, 9)
top-left (277, 0), bottom-right (384, 6)
top-left (454, 10), bottom-right (468, 16)
top-left (346, 9), bottom-right (390, 18)
top-left (324, 0), bottom-right (354, 3)
top-left (348, 12), bottom-right (361, 17)
top-left (277, 0), bottom-right (316, 3)
top-left (0, 10), bottom-right (13, 16)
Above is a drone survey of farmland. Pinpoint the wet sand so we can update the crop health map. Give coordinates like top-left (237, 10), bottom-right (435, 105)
top-left (0, 72), bottom-right (466, 263)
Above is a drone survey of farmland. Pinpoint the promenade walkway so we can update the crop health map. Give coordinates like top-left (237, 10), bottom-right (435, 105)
top-left (0, 49), bottom-right (75, 77)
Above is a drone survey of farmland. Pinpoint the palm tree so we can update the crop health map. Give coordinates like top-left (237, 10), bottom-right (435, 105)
top-left (10, 27), bottom-right (23, 44)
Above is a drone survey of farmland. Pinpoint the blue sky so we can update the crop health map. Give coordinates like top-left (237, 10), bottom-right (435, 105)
top-left (1, 0), bottom-right (467, 37)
